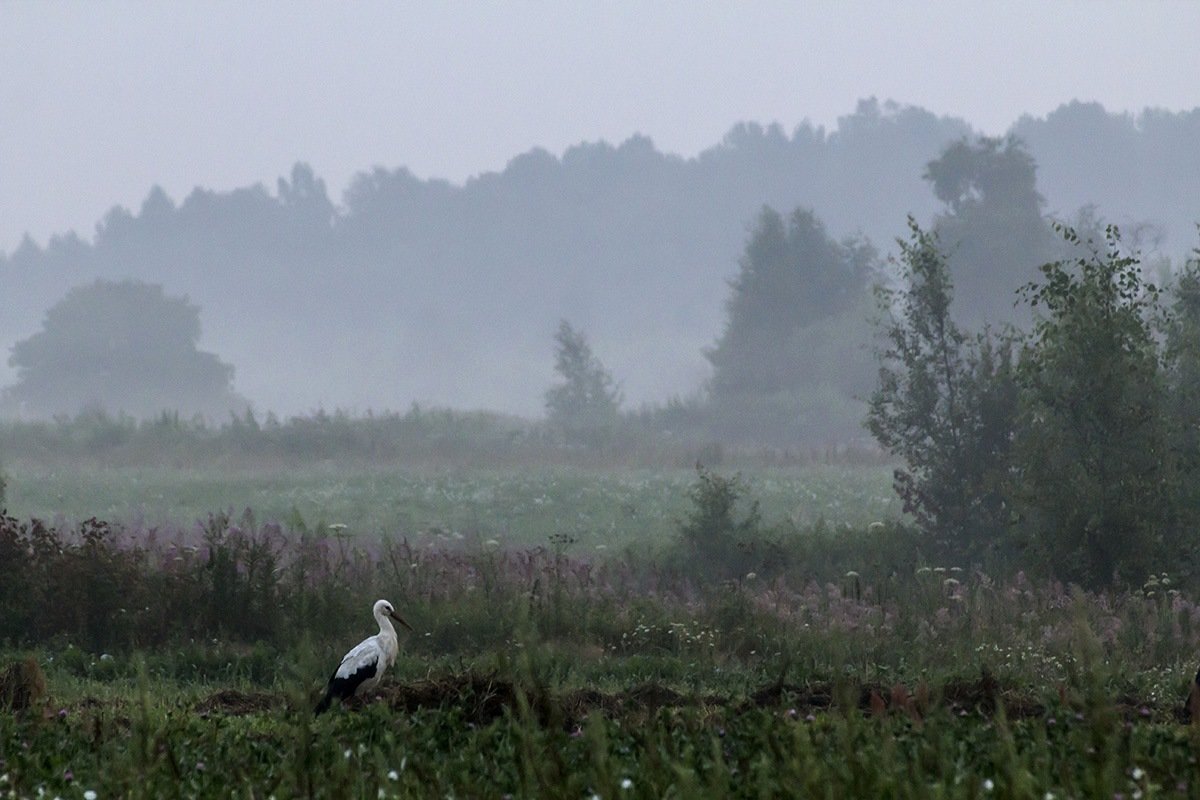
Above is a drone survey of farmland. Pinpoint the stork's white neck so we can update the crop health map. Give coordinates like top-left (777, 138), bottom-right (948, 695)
top-left (375, 608), bottom-right (398, 640)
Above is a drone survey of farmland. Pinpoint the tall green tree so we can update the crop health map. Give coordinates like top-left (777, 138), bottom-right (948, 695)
top-left (1161, 235), bottom-right (1200, 528)
top-left (5, 280), bottom-right (244, 420)
top-left (927, 136), bottom-right (1058, 328)
top-left (544, 320), bottom-right (621, 445)
top-left (707, 206), bottom-right (872, 399)
top-left (1013, 225), bottom-right (1172, 587)
top-left (867, 219), bottom-right (1017, 554)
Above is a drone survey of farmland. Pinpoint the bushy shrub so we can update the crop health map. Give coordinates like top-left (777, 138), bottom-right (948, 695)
top-left (870, 221), bottom-right (1199, 587)
top-left (867, 219), bottom-right (1017, 558)
top-left (1013, 225), bottom-right (1174, 587)
top-left (674, 466), bottom-right (785, 580)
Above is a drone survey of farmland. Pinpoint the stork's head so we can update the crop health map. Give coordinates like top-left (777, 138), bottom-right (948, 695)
top-left (374, 598), bottom-right (413, 632)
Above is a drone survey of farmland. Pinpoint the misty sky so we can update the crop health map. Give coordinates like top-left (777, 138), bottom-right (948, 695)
top-left (3, 0), bottom-right (1200, 253)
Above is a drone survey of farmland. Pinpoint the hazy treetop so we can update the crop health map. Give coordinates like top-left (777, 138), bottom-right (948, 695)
top-left (3, 1), bottom-right (1200, 251)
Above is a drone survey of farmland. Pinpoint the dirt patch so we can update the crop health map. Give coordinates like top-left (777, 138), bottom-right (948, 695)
top-left (0, 657), bottom-right (47, 712)
top-left (745, 681), bottom-right (833, 711)
top-left (379, 674), bottom-right (524, 724)
top-left (187, 671), bottom-right (1192, 727)
top-left (194, 689), bottom-right (280, 716)
top-left (375, 676), bottom-right (722, 727)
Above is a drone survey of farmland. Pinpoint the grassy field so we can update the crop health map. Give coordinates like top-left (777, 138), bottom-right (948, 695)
top-left (2, 462), bottom-right (1199, 798)
top-left (1, 462), bottom-right (898, 549)
top-left (4, 654), bottom-right (1199, 799)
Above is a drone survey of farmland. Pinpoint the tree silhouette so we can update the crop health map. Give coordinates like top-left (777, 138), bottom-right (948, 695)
top-left (926, 136), bottom-right (1058, 328)
top-left (707, 206), bottom-right (872, 399)
top-left (5, 280), bottom-right (245, 420)
top-left (544, 320), bottom-right (621, 445)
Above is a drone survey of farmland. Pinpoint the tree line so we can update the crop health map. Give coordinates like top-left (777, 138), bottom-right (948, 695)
top-left (868, 218), bottom-right (1200, 589)
top-left (2, 100), bottom-right (1198, 423)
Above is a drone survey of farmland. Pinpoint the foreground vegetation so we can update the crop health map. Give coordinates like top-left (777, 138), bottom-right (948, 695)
top-left (2, 465), bottom-right (1200, 797)
top-left (3, 659), bottom-right (1199, 799)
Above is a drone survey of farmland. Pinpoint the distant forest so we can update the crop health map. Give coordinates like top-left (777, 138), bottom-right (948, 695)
top-left (2, 99), bottom-right (1199, 438)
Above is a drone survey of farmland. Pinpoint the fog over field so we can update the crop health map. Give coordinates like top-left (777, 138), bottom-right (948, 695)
top-left (7, 8), bottom-right (1200, 794)
top-left (2, 2), bottom-right (1199, 426)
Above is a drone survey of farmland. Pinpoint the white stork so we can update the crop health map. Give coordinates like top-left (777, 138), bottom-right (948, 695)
top-left (315, 598), bottom-right (413, 714)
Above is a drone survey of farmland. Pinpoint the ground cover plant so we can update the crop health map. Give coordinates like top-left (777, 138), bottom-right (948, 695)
top-left (0, 461), bottom-right (897, 551)
top-left (3, 470), bottom-right (1200, 798)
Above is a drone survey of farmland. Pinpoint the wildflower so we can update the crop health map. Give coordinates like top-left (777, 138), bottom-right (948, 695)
top-left (1131, 766), bottom-right (1145, 780)
top-left (387, 770), bottom-right (399, 781)
top-left (195, 762), bottom-right (205, 772)
top-left (983, 778), bottom-right (994, 791)
top-left (620, 778), bottom-right (633, 790)
top-left (344, 749), bottom-right (352, 759)
top-left (844, 570), bottom-right (859, 578)
top-left (745, 572), bottom-right (757, 580)
top-left (83, 792), bottom-right (97, 800)
top-left (63, 770), bottom-right (73, 783)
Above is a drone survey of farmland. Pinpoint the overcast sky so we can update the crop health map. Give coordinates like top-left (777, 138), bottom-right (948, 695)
top-left (3, 0), bottom-right (1199, 254)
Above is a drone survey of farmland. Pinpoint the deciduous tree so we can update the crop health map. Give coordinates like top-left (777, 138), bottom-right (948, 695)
top-left (544, 321), bottom-right (621, 445)
top-left (5, 279), bottom-right (245, 420)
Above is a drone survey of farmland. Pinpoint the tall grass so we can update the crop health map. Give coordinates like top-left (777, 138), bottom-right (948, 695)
top-left (2, 510), bottom-right (1197, 694)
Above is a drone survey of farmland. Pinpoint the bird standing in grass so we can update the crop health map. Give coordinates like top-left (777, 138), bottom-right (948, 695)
top-left (315, 599), bottom-right (413, 714)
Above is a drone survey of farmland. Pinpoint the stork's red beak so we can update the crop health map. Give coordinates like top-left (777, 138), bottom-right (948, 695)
top-left (390, 610), bottom-right (413, 631)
